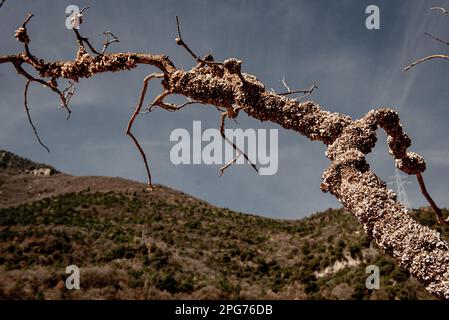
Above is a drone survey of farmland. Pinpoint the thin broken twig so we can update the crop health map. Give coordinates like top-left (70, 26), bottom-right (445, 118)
top-left (23, 80), bottom-right (50, 153)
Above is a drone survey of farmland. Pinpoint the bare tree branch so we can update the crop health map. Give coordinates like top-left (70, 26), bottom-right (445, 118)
top-left (23, 80), bottom-right (50, 153)
top-left (404, 7), bottom-right (449, 71)
top-left (403, 54), bottom-right (449, 71)
top-left (69, 7), bottom-right (115, 57)
top-left (12, 62), bottom-right (73, 118)
top-left (100, 31), bottom-right (120, 55)
top-left (175, 16), bottom-right (199, 61)
top-left (425, 32), bottom-right (449, 46)
top-left (430, 6), bottom-right (449, 16)
top-left (126, 73), bottom-right (164, 190)
top-left (1, 10), bottom-right (449, 299)
top-left (279, 81), bottom-right (318, 100)
top-left (218, 106), bottom-right (258, 176)
top-left (73, 29), bottom-right (102, 56)
top-left (401, 6), bottom-right (449, 226)
top-left (417, 173), bottom-right (449, 226)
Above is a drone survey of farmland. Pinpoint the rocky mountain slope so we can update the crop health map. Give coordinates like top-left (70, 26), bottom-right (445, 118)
top-left (0, 150), bottom-right (447, 299)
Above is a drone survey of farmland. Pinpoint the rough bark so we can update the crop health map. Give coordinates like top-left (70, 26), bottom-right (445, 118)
top-left (1, 15), bottom-right (448, 299)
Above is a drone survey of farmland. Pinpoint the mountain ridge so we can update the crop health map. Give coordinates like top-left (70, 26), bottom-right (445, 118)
top-left (0, 150), bottom-right (448, 299)
top-left (0, 150), bottom-right (58, 173)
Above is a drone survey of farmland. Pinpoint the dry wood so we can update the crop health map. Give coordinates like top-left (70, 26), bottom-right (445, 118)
top-left (1, 10), bottom-right (448, 299)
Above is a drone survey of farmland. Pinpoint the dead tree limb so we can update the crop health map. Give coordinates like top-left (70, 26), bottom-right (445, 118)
top-left (1, 11), bottom-right (449, 299)
top-left (431, 6), bottom-right (449, 16)
top-left (402, 6), bottom-right (449, 229)
top-left (404, 7), bottom-right (449, 71)
top-left (126, 73), bottom-right (164, 190)
top-left (278, 79), bottom-right (318, 100)
top-left (404, 54), bottom-right (449, 71)
top-left (23, 80), bottom-right (50, 153)
top-left (417, 173), bottom-right (449, 225)
top-left (425, 32), bottom-right (449, 47)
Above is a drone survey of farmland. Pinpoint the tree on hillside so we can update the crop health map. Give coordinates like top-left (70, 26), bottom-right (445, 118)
top-left (1, 4), bottom-right (448, 299)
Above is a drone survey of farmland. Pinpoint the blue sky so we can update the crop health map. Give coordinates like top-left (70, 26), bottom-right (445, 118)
top-left (1, 0), bottom-right (449, 218)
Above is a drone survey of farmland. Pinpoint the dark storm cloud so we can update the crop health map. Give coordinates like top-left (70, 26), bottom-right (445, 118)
top-left (1, 0), bottom-right (449, 218)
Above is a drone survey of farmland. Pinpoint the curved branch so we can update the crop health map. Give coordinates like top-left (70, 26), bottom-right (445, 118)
top-left (24, 80), bottom-right (50, 153)
top-left (125, 73), bottom-right (164, 190)
top-left (430, 7), bottom-right (449, 16)
top-left (403, 54), bottom-right (449, 71)
top-left (417, 173), bottom-right (449, 226)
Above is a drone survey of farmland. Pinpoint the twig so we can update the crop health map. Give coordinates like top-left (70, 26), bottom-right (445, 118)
top-left (62, 81), bottom-right (76, 107)
top-left (430, 7), bottom-right (449, 16)
top-left (13, 62), bottom-right (72, 118)
top-left (0, 0), bottom-right (6, 8)
top-left (218, 108), bottom-right (258, 176)
top-left (403, 54), bottom-right (449, 71)
top-left (22, 13), bottom-right (33, 28)
top-left (100, 31), bottom-right (120, 55)
top-left (175, 16), bottom-right (223, 66)
top-left (279, 81), bottom-right (318, 100)
top-left (69, 7), bottom-right (103, 55)
top-left (145, 98), bottom-right (201, 113)
top-left (73, 29), bottom-right (101, 55)
top-left (23, 80), bottom-right (50, 153)
top-left (416, 173), bottom-right (449, 225)
top-left (13, 63), bottom-right (72, 119)
top-left (16, 13), bottom-right (42, 68)
top-left (404, 8), bottom-right (449, 72)
top-left (126, 73), bottom-right (164, 190)
top-left (280, 77), bottom-right (290, 92)
top-left (175, 16), bottom-right (199, 61)
top-left (79, 6), bottom-right (89, 15)
top-left (175, 99), bottom-right (199, 109)
top-left (150, 91), bottom-right (174, 111)
top-left (425, 32), bottom-right (449, 46)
